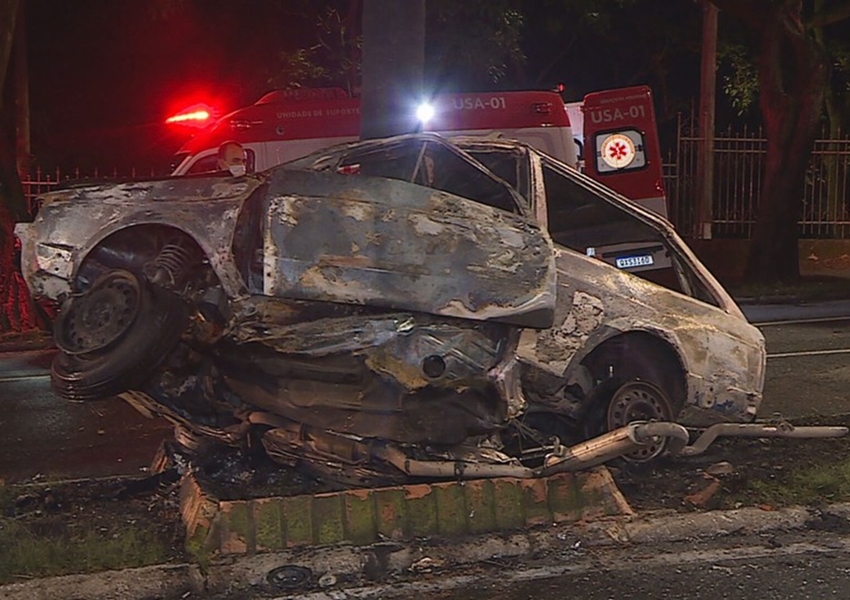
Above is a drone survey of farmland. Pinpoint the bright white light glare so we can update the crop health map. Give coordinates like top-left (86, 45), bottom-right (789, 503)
top-left (416, 102), bottom-right (435, 124)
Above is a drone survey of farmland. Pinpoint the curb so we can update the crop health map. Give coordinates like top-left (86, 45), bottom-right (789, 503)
top-left (3, 502), bottom-right (848, 600)
top-left (0, 330), bottom-right (54, 354)
top-left (179, 468), bottom-right (632, 560)
top-left (0, 563), bottom-right (199, 600)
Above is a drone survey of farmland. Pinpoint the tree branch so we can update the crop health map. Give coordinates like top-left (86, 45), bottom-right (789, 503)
top-left (809, 0), bottom-right (850, 28)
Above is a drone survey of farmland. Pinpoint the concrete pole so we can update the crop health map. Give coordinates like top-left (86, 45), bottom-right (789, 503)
top-left (360, 0), bottom-right (425, 140)
top-left (696, 0), bottom-right (717, 239)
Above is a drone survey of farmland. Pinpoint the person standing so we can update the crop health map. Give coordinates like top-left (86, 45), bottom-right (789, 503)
top-left (216, 141), bottom-right (247, 176)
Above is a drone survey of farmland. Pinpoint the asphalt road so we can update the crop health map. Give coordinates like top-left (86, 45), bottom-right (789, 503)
top-left (0, 348), bottom-right (172, 482)
top-left (2, 301), bottom-right (850, 483)
top-left (359, 529), bottom-right (850, 600)
top-left (758, 315), bottom-right (850, 419)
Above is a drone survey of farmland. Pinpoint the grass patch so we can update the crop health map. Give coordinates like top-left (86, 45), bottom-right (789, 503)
top-left (0, 478), bottom-right (183, 585)
top-left (0, 518), bottom-right (170, 584)
top-left (726, 458), bottom-right (850, 508)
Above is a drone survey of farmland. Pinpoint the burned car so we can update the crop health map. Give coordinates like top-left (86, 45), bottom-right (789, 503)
top-left (16, 133), bottom-right (766, 486)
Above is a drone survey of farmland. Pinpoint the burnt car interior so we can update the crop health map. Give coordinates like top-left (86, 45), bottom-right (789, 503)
top-left (289, 135), bottom-right (710, 310)
top-left (540, 159), bottom-right (720, 308)
top-left (292, 136), bottom-right (527, 215)
top-left (455, 140), bottom-right (720, 307)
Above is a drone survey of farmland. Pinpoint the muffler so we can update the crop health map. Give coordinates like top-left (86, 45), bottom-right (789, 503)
top-left (539, 421), bottom-right (690, 476)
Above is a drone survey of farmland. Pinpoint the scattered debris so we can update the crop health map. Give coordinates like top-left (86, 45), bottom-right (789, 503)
top-left (410, 557), bottom-right (444, 574)
top-left (684, 477), bottom-right (722, 508)
top-left (109, 469), bottom-right (181, 500)
top-left (267, 565), bottom-right (312, 592)
top-left (705, 461), bottom-right (735, 477)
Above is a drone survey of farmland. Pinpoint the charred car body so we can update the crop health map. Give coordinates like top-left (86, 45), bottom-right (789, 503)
top-left (16, 133), bottom-right (766, 486)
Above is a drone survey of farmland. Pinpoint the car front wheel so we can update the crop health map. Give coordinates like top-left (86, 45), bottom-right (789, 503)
top-left (51, 269), bottom-right (188, 401)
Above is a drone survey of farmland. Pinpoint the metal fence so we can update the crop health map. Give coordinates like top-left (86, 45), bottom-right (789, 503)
top-left (21, 166), bottom-right (158, 216)
top-left (665, 114), bottom-right (850, 239)
top-left (21, 168), bottom-right (65, 215)
top-left (23, 125), bottom-right (850, 240)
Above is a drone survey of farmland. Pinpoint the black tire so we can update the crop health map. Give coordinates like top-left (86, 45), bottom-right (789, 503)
top-left (583, 378), bottom-right (676, 463)
top-left (51, 270), bottom-right (188, 401)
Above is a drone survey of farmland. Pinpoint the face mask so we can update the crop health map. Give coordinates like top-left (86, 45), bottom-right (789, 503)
top-left (228, 164), bottom-right (246, 177)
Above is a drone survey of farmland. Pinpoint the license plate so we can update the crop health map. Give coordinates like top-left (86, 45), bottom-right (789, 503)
top-left (615, 254), bottom-right (654, 269)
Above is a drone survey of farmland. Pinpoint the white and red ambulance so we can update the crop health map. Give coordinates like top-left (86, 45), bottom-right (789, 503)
top-left (580, 86), bottom-right (666, 219)
top-left (169, 85), bottom-right (666, 220)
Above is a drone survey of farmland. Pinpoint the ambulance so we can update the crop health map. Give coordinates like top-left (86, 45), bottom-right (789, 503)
top-left (169, 85), bottom-right (666, 219)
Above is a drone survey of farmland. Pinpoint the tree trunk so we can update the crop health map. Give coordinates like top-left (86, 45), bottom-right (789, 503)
top-left (812, 0), bottom-right (841, 237)
top-left (359, 0), bottom-right (425, 140)
top-left (0, 0), bottom-right (18, 92)
top-left (0, 0), bottom-right (26, 221)
top-left (344, 0), bottom-right (362, 97)
top-left (14, 0), bottom-right (29, 181)
top-left (0, 0), bottom-right (41, 333)
top-left (744, 0), bottom-right (829, 283)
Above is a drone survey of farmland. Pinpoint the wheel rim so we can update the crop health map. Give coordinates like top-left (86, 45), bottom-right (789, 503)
top-left (606, 381), bottom-right (673, 462)
top-left (55, 270), bottom-right (141, 355)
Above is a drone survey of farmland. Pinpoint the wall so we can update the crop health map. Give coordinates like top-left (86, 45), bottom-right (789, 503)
top-left (689, 239), bottom-right (850, 284)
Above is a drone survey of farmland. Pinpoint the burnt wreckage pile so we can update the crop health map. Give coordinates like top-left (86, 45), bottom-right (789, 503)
top-left (17, 134), bottom-right (773, 487)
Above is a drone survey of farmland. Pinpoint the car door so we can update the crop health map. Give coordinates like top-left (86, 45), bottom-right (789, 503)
top-left (261, 137), bottom-right (557, 328)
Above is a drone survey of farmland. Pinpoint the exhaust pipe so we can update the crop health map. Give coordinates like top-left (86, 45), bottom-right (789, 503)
top-left (540, 421), bottom-right (689, 476)
top-left (679, 422), bottom-right (848, 456)
top-left (376, 421), bottom-right (691, 481)
top-left (376, 444), bottom-right (535, 479)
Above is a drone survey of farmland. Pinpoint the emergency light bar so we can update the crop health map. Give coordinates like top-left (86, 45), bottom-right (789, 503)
top-left (166, 103), bottom-right (216, 127)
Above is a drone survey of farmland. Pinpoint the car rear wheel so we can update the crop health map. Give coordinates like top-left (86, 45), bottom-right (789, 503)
top-left (51, 269), bottom-right (188, 401)
top-left (582, 377), bottom-right (677, 463)
top-left (605, 380), bottom-right (675, 462)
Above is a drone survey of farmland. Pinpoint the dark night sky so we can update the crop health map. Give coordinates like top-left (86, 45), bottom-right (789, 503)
top-left (26, 0), bottom-right (307, 173)
top-left (21, 1), bottom-right (704, 175)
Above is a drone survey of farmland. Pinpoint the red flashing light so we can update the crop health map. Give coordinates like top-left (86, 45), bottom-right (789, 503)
top-left (167, 109), bottom-right (211, 124)
top-left (166, 103), bottom-right (216, 127)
